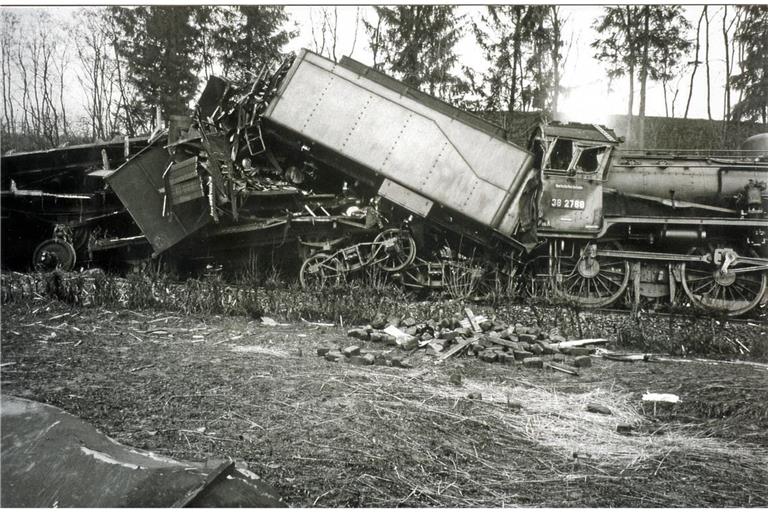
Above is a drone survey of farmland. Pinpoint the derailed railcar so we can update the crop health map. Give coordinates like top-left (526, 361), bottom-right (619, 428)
top-left (261, 49), bottom-right (539, 251)
top-left (1, 137), bottom-right (153, 271)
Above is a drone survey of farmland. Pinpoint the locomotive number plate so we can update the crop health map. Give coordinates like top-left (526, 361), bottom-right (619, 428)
top-left (550, 198), bottom-right (585, 210)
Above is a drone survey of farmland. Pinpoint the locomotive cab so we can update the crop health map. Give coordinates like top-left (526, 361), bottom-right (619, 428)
top-left (532, 122), bottom-right (620, 237)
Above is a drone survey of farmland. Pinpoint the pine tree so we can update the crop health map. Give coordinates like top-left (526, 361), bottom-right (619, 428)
top-left (209, 6), bottom-right (295, 83)
top-left (731, 5), bottom-right (768, 123)
top-left (365, 6), bottom-right (466, 105)
top-left (472, 6), bottom-right (562, 127)
top-left (109, 6), bottom-right (202, 123)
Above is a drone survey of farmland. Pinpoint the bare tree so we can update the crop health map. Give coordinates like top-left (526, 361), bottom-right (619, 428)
top-left (310, 7), bottom-right (363, 63)
top-left (684, 8), bottom-right (706, 119)
top-left (73, 9), bottom-right (118, 140)
top-left (704, 6), bottom-right (712, 120)
top-left (722, 6), bottom-right (741, 122)
top-left (1, 11), bottom-right (19, 136)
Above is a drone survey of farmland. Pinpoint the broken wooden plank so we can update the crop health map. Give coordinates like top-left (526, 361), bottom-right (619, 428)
top-left (435, 337), bottom-right (476, 364)
top-left (554, 338), bottom-right (608, 349)
top-left (544, 362), bottom-right (579, 376)
top-left (464, 308), bottom-right (481, 333)
top-left (601, 352), bottom-right (652, 362)
top-left (486, 337), bottom-right (517, 349)
top-left (642, 393), bottom-right (680, 403)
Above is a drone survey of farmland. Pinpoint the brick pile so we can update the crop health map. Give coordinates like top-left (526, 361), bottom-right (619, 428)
top-left (317, 313), bottom-right (603, 372)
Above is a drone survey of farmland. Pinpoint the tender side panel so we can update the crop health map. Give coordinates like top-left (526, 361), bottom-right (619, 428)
top-left (265, 50), bottom-right (533, 236)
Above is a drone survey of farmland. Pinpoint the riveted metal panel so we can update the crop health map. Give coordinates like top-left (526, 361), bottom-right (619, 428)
top-left (378, 179), bottom-right (434, 217)
top-left (264, 49), bottom-right (534, 237)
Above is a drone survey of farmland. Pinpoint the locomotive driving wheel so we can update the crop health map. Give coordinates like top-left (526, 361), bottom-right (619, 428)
top-left (681, 247), bottom-right (767, 316)
top-left (33, 239), bottom-right (77, 272)
top-left (553, 241), bottom-right (630, 308)
top-left (299, 253), bottom-right (343, 289)
top-left (371, 228), bottom-right (417, 272)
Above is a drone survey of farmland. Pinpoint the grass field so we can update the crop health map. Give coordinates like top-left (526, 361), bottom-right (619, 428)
top-left (2, 297), bottom-right (767, 507)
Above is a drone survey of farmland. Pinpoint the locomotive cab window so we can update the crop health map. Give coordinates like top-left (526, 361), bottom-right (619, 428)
top-left (546, 138), bottom-right (573, 172)
top-left (573, 146), bottom-right (607, 174)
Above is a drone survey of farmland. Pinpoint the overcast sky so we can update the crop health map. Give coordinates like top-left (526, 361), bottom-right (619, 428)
top-left (4, 5), bottom-right (737, 130)
top-left (285, 5), bottom-right (735, 125)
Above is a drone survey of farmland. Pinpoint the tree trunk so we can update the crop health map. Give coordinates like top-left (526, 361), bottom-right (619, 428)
top-left (704, 6), bottom-right (712, 120)
top-left (624, 6), bottom-right (635, 145)
top-left (637, 7), bottom-right (650, 148)
top-left (550, 7), bottom-right (561, 115)
top-left (684, 8), bottom-right (706, 119)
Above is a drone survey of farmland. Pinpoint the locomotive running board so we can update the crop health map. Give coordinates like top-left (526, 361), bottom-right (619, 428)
top-left (597, 249), bottom-right (768, 271)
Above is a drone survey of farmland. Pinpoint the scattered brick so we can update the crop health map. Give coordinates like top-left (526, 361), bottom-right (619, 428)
top-left (397, 336), bottom-right (419, 351)
top-left (349, 354), bottom-right (375, 366)
top-left (324, 351), bottom-right (344, 362)
top-left (573, 355), bottom-right (592, 368)
top-left (347, 328), bottom-right (369, 340)
top-left (441, 330), bottom-right (459, 342)
top-left (479, 351), bottom-right (498, 363)
top-left (563, 347), bottom-right (593, 356)
top-left (523, 357), bottom-right (543, 368)
top-left (342, 345), bottom-right (361, 357)
top-left (316, 346), bottom-right (333, 356)
top-left (513, 350), bottom-right (534, 360)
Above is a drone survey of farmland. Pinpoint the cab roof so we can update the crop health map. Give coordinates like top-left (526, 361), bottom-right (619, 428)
top-left (541, 122), bottom-right (621, 144)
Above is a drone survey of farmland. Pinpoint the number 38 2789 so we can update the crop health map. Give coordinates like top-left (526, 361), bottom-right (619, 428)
top-left (550, 198), bottom-right (585, 210)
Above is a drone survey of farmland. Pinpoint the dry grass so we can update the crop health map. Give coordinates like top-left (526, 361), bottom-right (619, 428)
top-left (3, 299), bottom-right (768, 507)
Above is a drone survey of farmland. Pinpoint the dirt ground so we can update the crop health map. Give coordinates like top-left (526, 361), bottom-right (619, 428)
top-left (2, 299), bottom-right (768, 507)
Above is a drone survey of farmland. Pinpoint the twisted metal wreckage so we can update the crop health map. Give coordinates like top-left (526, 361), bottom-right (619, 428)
top-left (2, 49), bottom-right (768, 315)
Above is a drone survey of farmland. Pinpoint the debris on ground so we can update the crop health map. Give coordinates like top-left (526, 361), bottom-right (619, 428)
top-left (342, 314), bottom-right (610, 371)
top-left (3, 301), bottom-right (768, 508)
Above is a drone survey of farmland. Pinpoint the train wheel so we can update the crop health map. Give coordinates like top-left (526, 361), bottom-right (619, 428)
top-left (372, 229), bottom-right (417, 272)
top-left (681, 253), bottom-right (767, 316)
top-left (554, 242), bottom-right (629, 308)
top-left (299, 253), bottom-right (343, 289)
top-left (33, 239), bottom-right (77, 272)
